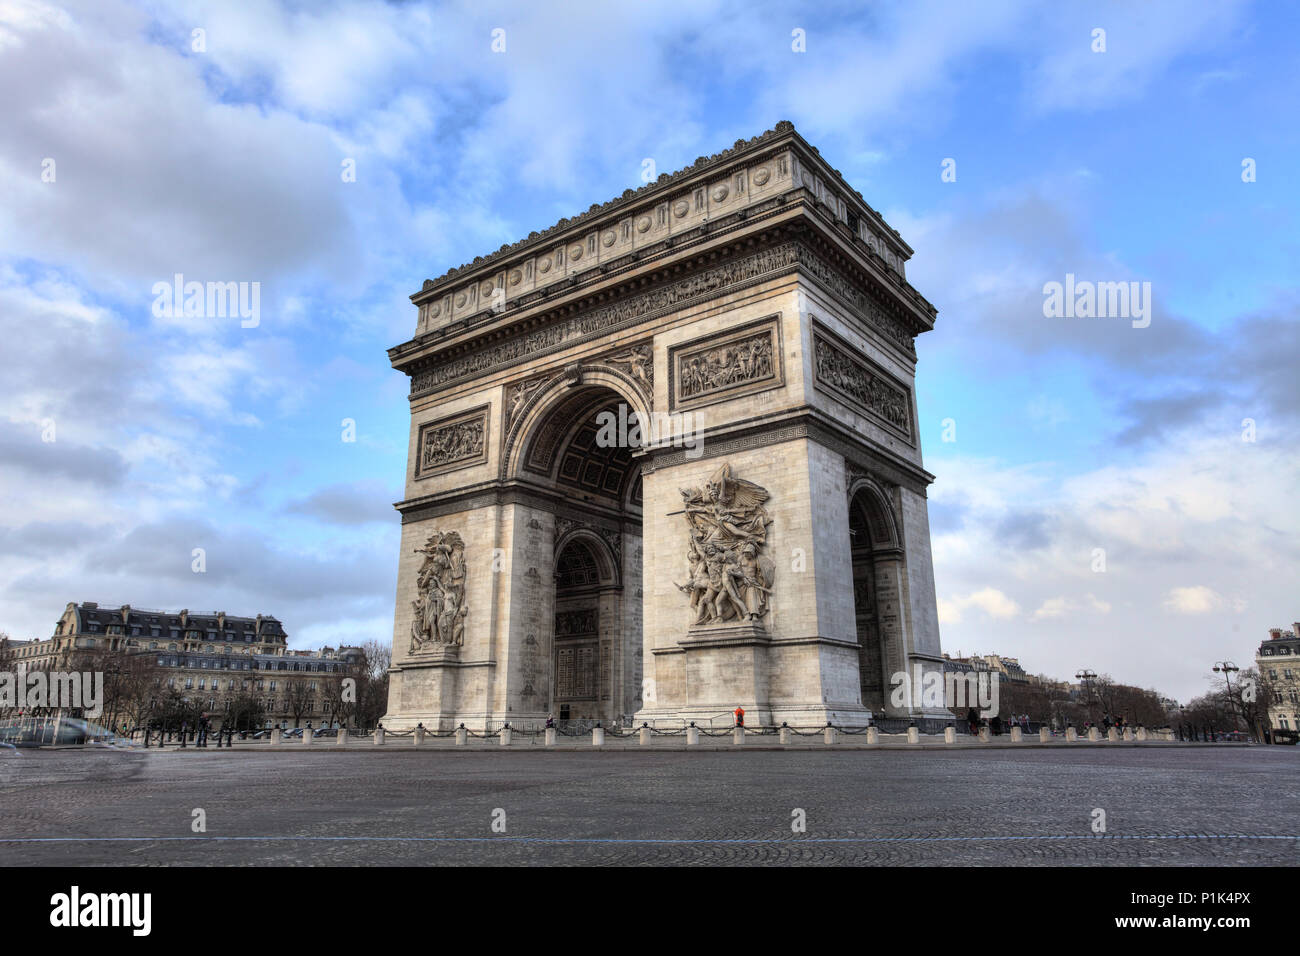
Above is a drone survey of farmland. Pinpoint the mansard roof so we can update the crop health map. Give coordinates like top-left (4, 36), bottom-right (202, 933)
top-left (70, 602), bottom-right (286, 637)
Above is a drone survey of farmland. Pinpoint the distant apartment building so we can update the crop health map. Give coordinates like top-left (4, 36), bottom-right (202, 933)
top-left (942, 652), bottom-right (1029, 683)
top-left (1256, 622), bottom-right (1300, 732)
top-left (5, 602), bottom-right (363, 730)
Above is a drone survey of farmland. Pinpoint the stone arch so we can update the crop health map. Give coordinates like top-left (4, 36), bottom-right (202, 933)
top-left (847, 475), bottom-right (906, 715)
top-left (501, 365), bottom-right (651, 482)
top-left (553, 526), bottom-right (621, 588)
top-left (846, 476), bottom-right (901, 552)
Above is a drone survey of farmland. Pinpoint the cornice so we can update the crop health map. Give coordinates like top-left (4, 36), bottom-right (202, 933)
top-left (398, 225), bottom-right (932, 402)
top-left (410, 121), bottom-right (917, 302)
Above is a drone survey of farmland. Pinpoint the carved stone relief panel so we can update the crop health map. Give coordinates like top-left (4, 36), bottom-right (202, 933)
top-left (811, 324), bottom-right (913, 442)
top-left (408, 531), bottom-right (467, 653)
top-left (414, 405), bottom-right (490, 479)
top-left (674, 463), bottom-right (776, 628)
top-left (668, 316), bottom-right (783, 412)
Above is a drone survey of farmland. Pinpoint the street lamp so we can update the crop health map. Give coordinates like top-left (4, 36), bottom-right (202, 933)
top-left (1213, 660), bottom-right (1241, 734)
top-left (1075, 669), bottom-right (1098, 726)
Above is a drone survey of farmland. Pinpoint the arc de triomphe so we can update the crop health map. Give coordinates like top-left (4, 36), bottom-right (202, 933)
top-left (382, 122), bottom-right (947, 730)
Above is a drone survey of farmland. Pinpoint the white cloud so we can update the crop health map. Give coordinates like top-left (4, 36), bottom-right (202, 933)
top-left (1163, 586), bottom-right (1225, 615)
top-left (939, 587), bottom-right (1021, 624)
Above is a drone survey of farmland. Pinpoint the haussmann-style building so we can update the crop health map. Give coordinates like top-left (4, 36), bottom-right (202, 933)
top-left (382, 122), bottom-right (947, 731)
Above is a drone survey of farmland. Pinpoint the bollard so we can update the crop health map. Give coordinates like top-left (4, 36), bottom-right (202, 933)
top-left (1010, 725), bottom-right (1022, 742)
top-left (944, 723), bottom-right (956, 744)
top-left (303, 728), bottom-right (313, 746)
top-left (592, 725), bottom-right (605, 747)
top-left (1087, 727), bottom-right (1100, 742)
top-left (639, 724), bottom-right (651, 746)
top-left (455, 724), bottom-right (468, 746)
top-left (1066, 725), bottom-right (1078, 742)
top-left (374, 727), bottom-right (385, 746)
top-left (414, 725), bottom-right (425, 747)
top-left (906, 722), bottom-right (920, 745)
top-left (733, 726), bottom-right (745, 746)
top-left (1107, 727), bottom-right (1118, 742)
top-left (270, 727), bottom-right (282, 747)
top-left (545, 727), bottom-right (556, 746)
top-left (500, 725), bottom-right (512, 747)
top-left (337, 727), bottom-right (348, 747)
top-left (824, 724), bottom-right (837, 745)
top-left (978, 726), bottom-right (990, 743)
top-left (866, 725), bottom-right (879, 745)
top-left (779, 722), bottom-right (791, 745)
top-left (1137, 726), bottom-right (1148, 741)
top-left (1122, 727), bottom-right (1133, 742)
top-left (1039, 726), bottom-right (1050, 743)
top-left (687, 723), bottom-right (700, 746)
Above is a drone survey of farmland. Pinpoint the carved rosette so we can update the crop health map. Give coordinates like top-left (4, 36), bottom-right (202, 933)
top-left (675, 463), bottom-right (776, 627)
top-left (409, 531), bottom-right (468, 653)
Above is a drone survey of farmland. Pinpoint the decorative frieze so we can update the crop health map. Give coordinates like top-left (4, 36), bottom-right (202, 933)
top-left (407, 241), bottom-right (915, 400)
top-left (414, 406), bottom-right (489, 478)
top-left (811, 327), bottom-right (912, 440)
top-left (669, 316), bottom-right (781, 411)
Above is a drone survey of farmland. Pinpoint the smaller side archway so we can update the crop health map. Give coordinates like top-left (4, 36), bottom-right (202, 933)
top-left (847, 479), bottom-right (906, 715)
top-left (550, 533), bottom-right (622, 722)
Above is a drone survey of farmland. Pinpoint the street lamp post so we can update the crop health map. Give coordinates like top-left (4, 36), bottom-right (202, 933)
top-left (1075, 669), bottom-right (1098, 728)
top-left (1213, 660), bottom-right (1241, 737)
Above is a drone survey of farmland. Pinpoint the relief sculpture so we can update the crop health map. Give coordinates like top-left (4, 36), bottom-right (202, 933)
top-left (674, 464), bottom-right (776, 626)
top-left (677, 332), bottom-right (774, 400)
top-left (813, 334), bottom-right (910, 434)
top-left (409, 531), bottom-right (467, 652)
top-left (420, 416), bottom-right (485, 471)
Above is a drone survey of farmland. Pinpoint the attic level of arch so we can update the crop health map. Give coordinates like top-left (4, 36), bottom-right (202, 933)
top-left (395, 225), bottom-right (935, 408)
top-left (398, 205), bottom-right (934, 360)
top-left (409, 123), bottom-right (914, 293)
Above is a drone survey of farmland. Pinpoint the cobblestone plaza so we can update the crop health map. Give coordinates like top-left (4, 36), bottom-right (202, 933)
top-left (2, 747), bottom-right (1294, 866)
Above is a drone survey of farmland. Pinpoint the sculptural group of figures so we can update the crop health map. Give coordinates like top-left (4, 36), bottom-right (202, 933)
top-left (675, 464), bottom-right (776, 626)
top-left (422, 419), bottom-right (484, 469)
top-left (814, 339), bottom-right (909, 430)
top-left (678, 335), bottom-right (773, 399)
top-left (409, 531), bottom-right (467, 651)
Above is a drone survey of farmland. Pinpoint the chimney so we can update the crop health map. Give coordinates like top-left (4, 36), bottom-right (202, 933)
top-left (1270, 628), bottom-right (1283, 640)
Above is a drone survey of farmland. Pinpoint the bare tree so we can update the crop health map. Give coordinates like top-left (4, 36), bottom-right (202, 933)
top-left (352, 640), bottom-right (391, 728)
top-left (285, 679), bottom-right (313, 728)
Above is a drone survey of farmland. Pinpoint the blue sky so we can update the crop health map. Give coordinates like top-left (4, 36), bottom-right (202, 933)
top-left (1, 0), bottom-right (1296, 704)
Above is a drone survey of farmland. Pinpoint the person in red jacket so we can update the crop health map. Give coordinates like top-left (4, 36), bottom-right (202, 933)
top-left (734, 706), bottom-right (745, 728)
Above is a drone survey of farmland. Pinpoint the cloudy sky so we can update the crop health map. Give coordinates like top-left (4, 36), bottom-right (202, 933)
top-left (1, 0), bottom-right (1295, 704)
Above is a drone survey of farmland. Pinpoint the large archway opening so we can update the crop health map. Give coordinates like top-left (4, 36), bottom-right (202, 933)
top-left (513, 381), bottom-right (645, 725)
